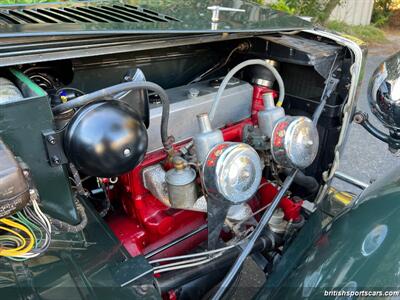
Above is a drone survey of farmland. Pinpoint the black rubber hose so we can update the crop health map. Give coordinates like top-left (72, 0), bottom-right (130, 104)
top-left (52, 81), bottom-right (171, 147)
top-left (282, 168), bottom-right (319, 194)
top-left (156, 235), bottom-right (275, 293)
top-left (176, 266), bottom-right (231, 300)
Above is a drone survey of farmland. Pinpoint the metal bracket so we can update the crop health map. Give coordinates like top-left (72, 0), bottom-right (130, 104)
top-left (207, 196), bottom-right (231, 250)
top-left (42, 129), bottom-right (68, 167)
top-left (353, 111), bottom-right (400, 152)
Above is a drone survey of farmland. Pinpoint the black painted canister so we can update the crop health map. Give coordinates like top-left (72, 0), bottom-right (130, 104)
top-left (64, 100), bottom-right (148, 177)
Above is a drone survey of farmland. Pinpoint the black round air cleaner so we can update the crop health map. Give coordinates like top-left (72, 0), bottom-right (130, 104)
top-left (64, 100), bottom-right (148, 177)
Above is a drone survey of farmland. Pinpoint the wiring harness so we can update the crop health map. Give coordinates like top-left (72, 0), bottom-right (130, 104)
top-left (0, 191), bottom-right (51, 260)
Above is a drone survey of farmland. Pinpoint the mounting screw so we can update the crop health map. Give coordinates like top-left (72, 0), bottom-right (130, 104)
top-left (47, 135), bottom-right (56, 145)
top-left (51, 155), bottom-right (61, 165)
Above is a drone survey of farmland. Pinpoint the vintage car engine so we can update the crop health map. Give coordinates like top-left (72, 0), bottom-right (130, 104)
top-left (0, 59), bottom-right (317, 256)
top-left (105, 71), bottom-right (316, 257)
top-left (0, 33), bottom-right (351, 298)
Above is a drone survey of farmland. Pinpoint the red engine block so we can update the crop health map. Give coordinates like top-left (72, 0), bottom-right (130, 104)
top-left (107, 89), bottom-right (301, 258)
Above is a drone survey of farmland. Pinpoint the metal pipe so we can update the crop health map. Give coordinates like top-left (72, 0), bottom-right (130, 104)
top-left (157, 236), bottom-right (273, 293)
top-left (197, 113), bottom-right (213, 133)
top-left (334, 171), bottom-right (369, 190)
top-left (211, 169), bottom-right (298, 300)
top-left (145, 224), bottom-right (208, 259)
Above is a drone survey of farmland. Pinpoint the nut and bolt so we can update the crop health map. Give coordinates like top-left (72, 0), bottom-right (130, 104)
top-left (353, 113), bottom-right (365, 124)
top-left (47, 135), bottom-right (56, 145)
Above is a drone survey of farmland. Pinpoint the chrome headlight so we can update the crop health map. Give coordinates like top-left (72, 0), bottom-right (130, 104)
top-left (202, 142), bottom-right (262, 204)
top-left (271, 116), bottom-right (319, 169)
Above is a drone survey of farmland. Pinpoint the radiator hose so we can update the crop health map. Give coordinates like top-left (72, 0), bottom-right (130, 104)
top-left (52, 81), bottom-right (171, 148)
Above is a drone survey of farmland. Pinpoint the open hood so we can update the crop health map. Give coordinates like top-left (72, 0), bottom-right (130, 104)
top-left (0, 0), bottom-right (312, 37)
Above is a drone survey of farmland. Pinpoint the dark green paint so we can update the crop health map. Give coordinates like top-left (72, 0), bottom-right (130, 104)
top-left (0, 0), bottom-right (312, 37)
top-left (0, 198), bottom-right (159, 300)
top-left (0, 70), bottom-right (79, 224)
top-left (258, 166), bottom-right (400, 299)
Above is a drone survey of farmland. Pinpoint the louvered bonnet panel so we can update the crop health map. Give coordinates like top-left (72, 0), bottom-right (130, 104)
top-left (0, 3), bottom-right (180, 25)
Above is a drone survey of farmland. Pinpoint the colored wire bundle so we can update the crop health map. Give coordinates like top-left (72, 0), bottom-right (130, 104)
top-left (0, 196), bottom-right (51, 260)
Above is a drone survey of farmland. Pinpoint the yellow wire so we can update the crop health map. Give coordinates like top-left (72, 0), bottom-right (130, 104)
top-left (2, 218), bottom-right (34, 251)
top-left (0, 218), bottom-right (34, 256)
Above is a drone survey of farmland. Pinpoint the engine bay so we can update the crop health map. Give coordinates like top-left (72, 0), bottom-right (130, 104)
top-left (0, 33), bottom-right (355, 298)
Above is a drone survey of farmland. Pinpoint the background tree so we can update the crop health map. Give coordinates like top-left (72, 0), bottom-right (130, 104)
top-left (372, 0), bottom-right (394, 26)
top-left (269, 0), bottom-right (344, 24)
